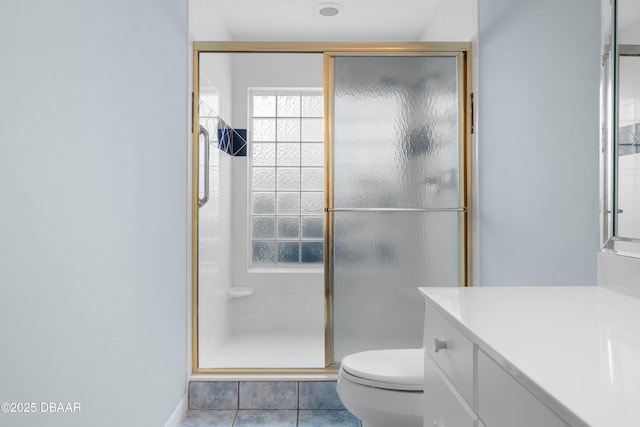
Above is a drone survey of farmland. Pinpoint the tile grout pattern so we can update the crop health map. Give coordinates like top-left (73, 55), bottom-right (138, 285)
top-left (181, 409), bottom-right (360, 427)
top-left (182, 381), bottom-right (360, 427)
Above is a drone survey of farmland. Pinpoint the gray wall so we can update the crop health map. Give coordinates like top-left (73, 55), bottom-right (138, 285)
top-left (478, 0), bottom-right (601, 285)
top-left (0, 1), bottom-right (188, 426)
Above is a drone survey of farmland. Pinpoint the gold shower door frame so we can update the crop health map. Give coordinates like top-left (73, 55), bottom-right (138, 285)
top-left (192, 42), bottom-right (472, 375)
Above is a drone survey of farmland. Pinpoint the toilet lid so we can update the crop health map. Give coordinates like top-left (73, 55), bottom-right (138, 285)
top-left (340, 349), bottom-right (424, 391)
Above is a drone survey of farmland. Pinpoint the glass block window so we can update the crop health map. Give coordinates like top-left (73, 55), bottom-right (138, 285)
top-left (249, 89), bottom-right (324, 266)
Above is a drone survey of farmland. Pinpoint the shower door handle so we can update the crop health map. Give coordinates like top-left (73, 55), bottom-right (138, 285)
top-left (198, 127), bottom-right (210, 208)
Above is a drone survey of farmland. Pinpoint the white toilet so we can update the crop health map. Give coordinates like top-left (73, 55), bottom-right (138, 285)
top-left (337, 348), bottom-right (424, 427)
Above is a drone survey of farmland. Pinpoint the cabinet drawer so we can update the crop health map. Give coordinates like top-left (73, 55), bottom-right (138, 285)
top-left (477, 350), bottom-right (569, 427)
top-left (424, 357), bottom-right (475, 427)
top-left (424, 302), bottom-right (474, 406)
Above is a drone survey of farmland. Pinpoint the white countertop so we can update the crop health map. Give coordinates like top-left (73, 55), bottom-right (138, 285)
top-left (419, 286), bottom-right (640, 427)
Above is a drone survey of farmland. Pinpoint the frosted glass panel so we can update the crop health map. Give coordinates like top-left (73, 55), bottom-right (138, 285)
top-left (252, 168), bottom-right (275, 191)
top-left (301, 143), bottom-right (323, 167)
top-left (277, 217), bottom-right (300, 238)
top-left (277, 168), bottom-right (301, 191)
top-left (253, 119), bottom-right (276, 141)
top-left (252, 143), bottom-right (276, 166)
top-left (277, 95), bottom-right (301, 117)
top-left (248, 87), bottom-right (323, 268)
top-left (277, 192), bottom-right (300, 215)
top-left (333, 56), bottom-right (459, 209)
top-left (277, 143), bottom-right (301, 167)
top-left (332, 56), bottom-right (462, 361)
top-left (253, 241), bottom-right (276, 264)
top-left (253, 95), bottom-right (276, 117)
top-left (253, 217), bottom-right (275, 239)
top-left (333, 211), bottom-right (459, 359)
top-left (277, 242), bottom-right (300, 263)
top-left (302, 217), bottom-right (323, 239)
top-left (252, 193), bottom-right (275, 215)
top-left (302, 95), bottom-right (323, 117)
top-left (301, 168), bottom-right (323, 191)
top-left (301, 192), bottom-right (323, 214)
top-left (301, 118), bottom-right (324, 142)
top-left (277, 118), bottom-right (301, 142)
top-left (301, 242), bottom-right (323, 263)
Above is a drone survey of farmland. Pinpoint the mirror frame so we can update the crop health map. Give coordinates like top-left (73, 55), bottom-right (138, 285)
top-left (600, 0), bottom-right (640, 257)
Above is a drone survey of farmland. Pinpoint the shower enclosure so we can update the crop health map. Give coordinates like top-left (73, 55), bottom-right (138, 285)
top-left (192, 43), bottom-right (470, 373)
top-left (327, 54), bottom-right (466, 360)
top-left (195, 52), bottom-right (326, 370)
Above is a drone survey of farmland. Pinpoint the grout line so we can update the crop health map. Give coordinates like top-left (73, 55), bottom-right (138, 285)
top-left (231, 409), bottom-right (239, 427)
top-left (236, 381), bottom-right (240, 411)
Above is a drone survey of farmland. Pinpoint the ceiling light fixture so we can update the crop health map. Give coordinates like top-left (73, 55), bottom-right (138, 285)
top-left (318, 2), bottom-right (342, 17)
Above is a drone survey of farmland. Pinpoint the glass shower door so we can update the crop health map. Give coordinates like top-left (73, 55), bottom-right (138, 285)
top-left (328, 54), bottom-right (466, 361)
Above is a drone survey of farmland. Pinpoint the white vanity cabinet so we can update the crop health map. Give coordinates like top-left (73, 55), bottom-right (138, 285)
top-left (476, 350), bottom-right (568, 427)
top-left (423, 301), bottom-right (474, 406)
top-left (423, 300), bottom-right (568, 427)
top-left (423, 351), bottom-right (475, 427)
top-left (420, 286), bottom-right (640, 427)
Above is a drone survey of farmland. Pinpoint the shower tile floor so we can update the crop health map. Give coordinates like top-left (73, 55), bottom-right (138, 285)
top-left (180, 409), bottom-right (361, 427)
top-left (184, 377), bottom-right (360, 426)
top-left (204, 333), bottom-right (325, 368)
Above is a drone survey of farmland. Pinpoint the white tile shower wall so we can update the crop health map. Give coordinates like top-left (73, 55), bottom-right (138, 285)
top-left (227, 53), bottom-right (325, 335)
top-left (197, 48), bottom-right (235, 367)
top-left (618, 56), bottom-right (640, 128)
top-left (230, 54), bottom-right (323, 129)
top-left (229, 156), bottom-right (324, 335)
top-left (199, 149), bottom-right (233, 364)
top-left (618, 56), bottom-right (640, 238)
top-left (617, 153), bottom-right (640, 236)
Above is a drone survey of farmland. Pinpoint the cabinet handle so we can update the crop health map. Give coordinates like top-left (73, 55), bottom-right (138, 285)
top-left (433, 337), bottom-right (447, 353)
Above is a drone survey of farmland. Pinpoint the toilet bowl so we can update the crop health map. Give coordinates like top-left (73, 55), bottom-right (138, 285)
top-left (336, 348), bottom-right (424, 427)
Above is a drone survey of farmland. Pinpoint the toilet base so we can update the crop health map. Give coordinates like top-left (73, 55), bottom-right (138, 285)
top-left (337, 377), bottom-right (423, 427)
top-left (360, 418), bottom-right (421, 427)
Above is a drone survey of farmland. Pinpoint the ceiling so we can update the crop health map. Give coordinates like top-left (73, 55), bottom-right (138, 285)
top-left (618, 0), bottom-right (640, 41)
top-left (208, 0), bottom-right (445, 41)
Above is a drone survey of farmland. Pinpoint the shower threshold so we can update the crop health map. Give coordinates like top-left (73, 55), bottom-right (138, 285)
top-left (203, 332), bottom-right (325, 369)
